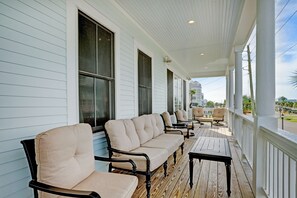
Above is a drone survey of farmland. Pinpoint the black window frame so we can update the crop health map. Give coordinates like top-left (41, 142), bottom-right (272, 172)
top-left (167, 69), bottom-right (174, 114)
top-left (78, 11), bottom-right (115, 133)
top-left (138, 50), bottom-right (152, 115)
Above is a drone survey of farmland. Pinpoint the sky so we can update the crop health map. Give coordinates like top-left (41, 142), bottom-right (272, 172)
top-left (193, 0), bottom-right (297, 103)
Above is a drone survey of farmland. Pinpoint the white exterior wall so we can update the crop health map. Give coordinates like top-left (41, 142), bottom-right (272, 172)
top-left (0, 0), bottom-right (187, 197)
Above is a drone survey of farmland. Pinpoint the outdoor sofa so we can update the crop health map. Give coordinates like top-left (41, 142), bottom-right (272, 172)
top-left (104, 113), bottom-right (184, 198)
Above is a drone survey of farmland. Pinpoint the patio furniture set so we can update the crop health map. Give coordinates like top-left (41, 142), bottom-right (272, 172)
top-left (21, 109), bottom-right (232, 198)
top-left (192, 107), bottom-right (225, 127)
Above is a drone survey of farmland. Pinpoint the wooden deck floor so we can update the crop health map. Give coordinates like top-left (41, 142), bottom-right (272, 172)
top-left (131, 123), bottom-right (255, 198)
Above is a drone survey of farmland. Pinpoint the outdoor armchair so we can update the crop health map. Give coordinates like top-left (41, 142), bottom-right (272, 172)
top-left (192, 107), bottom-right (204, 120)
top-left (213, 108), bottom-right (225, 124)
top-left (21, 124), bottom-right (138, 198)
top-left (175, 109), bottom-right (196, 130)
top-left (161, 111), bottom-right (193, 138)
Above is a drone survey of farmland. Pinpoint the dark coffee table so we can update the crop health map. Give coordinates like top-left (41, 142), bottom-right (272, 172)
top-left (188, 137), bottom-right (232, 196)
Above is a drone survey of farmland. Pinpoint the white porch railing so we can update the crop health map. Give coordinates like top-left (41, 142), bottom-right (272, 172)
top-left (229, 109), bottom-right (297, 198)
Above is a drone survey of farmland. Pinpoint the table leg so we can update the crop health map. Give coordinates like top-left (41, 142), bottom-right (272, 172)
top-left (189, 157), bottom-right (193, 188)
top-left (225, 161), bottom-right (231, 196)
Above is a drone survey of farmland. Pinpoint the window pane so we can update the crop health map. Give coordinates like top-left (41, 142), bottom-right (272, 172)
top-left (147, 88), bottom-right (152, 114)
top-left (79, 75), bottom-right (95, 127)
top-left (138, 86), bottom-right (145, 115)
top-left (138, 52), bottom-right (145, 86)
top-left (95, 79), bottom-right (110, 126)
top-left (138, 50), bottom-right (152, 115)
top-left (145, 57), bottom-right (152, 87)
top-left (79, 14), bottom-right (96, 73)
top-left (97, 26), bottom-right (113, 77)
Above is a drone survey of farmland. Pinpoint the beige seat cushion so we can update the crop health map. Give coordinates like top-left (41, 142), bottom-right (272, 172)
top-left (132, 115), bottom-right (154, 144)
top-left (142, 134), bottom-right (184, 156)
top-left (105, 119), bottom-right (140, 151)
top-left (35, 124), bottom-right (95, 197)
top-left (112, 147), bottom-right (168, 172)
top-left (73, 171), bottom-right (138, 198)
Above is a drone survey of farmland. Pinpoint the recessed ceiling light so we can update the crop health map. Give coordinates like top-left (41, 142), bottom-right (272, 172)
top-left (188, 20), bottom-right (195, 24)
top-left (200, 53), bottom-right (204, 56)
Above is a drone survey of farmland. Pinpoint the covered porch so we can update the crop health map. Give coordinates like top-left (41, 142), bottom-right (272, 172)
top-left (0, 0), bottom-right (297, 198)
top-left (131, 124), bottom-right (254, 198)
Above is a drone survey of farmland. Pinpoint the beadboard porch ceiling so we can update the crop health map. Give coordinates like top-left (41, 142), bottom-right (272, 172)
top-left (113, 0), bottom-right (256, 78)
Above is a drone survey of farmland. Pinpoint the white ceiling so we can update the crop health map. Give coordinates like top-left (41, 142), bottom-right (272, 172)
top-left (114, 0), bottom-right (256, 78)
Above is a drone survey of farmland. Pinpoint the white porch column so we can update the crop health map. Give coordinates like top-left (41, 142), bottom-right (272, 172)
top-left (228, 68), bottom-right (234, 132)
top-left (253, 0), bottom-right (277, 197)
top-left (234, 46), bottom-right (243, 113)
top-left (228, 68), bottom-right (234, 109)
top-left (225, 75), bottom-right (229, 125)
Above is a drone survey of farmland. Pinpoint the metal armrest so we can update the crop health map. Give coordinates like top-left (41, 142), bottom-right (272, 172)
top-left (172, 123), bottom-right (187, 127)
top-left (109, 148), bottom-right (150, 172)
top-left (164, 129), bottom-right (183, 135)
top-left (94, 156), bottom-right (137, 174)
top-left (29, 180), bottom-right (100, 198)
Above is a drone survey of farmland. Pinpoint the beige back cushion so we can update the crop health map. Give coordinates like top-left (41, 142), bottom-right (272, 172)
top-left (151, 113), bottom-right (165, 137)
top-left (182, 110), bottom-right (188, 120)
top-left (193, 107), bottom-right (204, 117)
top-left (132, 115), bottom-right (154, 144)
top-left (105, 119), bottom-right (140, 151)
top-left (213, 108), bottom-right (225, 118)
top-left (176, 110), bottom-right (186, 121)
top-left (35, 124), bottom-right (95, 195)
top-left (161, 112), bottom-right (172, 127)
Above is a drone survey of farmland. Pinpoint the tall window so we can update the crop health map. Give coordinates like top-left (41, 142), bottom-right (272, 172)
top-left (138, 50), bottom-right (152, 115)
top-left (174, 76), bottom-right (183, 111)
top-left (183, 80), bottom-right (186, 110)
top-left (78, 12), bottom-right (115, 132)
top-left (167, 69), bottom-right (174, 114)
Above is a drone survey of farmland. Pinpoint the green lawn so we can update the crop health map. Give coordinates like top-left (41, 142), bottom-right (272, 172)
top-left (284, 115), bottom-right (297, 123)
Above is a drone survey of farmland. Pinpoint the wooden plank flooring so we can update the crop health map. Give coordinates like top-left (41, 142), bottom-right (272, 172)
top-left (129, 123), bottom-right (255, 198)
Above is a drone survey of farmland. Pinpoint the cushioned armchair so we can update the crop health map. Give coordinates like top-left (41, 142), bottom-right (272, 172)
top-left (161, 111), bottom-right (193, 138)
top-left (213, 108), bottom-right (225, 124)
top-left (21, 124), bottom-right (138, 198)
top-left (192, 107), bottom-right (204, 122)
top-left (174, 109), bottom-right (195, 130)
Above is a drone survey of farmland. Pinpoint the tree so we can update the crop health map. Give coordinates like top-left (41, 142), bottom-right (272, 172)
top-left (189, 89), bottom-right (197, 108)
top-left (242, 95), bottom-right (252, 114)
top-left (206, 101), bottom-right (214, 108)
top-left (278, 96), bottom-right (287, 102)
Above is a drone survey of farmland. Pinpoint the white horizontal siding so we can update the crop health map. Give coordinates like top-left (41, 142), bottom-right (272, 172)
top-left (0, 0), bottom-right (173, 197)
top-left (153, 58), bottom-right (167, 113)
top-left (0, 0), bottom-right (68, 197)
top-left (118, 31), bottom-right (136, 119)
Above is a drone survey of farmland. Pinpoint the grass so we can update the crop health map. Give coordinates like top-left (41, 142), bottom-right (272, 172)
top-left (284, 115), bottom-right (297, 123)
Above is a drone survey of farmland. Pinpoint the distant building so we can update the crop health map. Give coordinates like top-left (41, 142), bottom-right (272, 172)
top-left (189, 81), bottom-right (204, 106)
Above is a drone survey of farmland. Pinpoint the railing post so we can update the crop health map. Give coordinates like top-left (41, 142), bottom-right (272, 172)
top-left (228, 67), bottom-right (234, 133)
top-left (253, 0), bottom-right (277, 197)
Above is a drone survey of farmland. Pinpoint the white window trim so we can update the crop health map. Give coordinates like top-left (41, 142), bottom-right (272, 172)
top-left (173, 74), bottom-right (183, 111)
top-left (134, 41), bottom-right (154, 116)
top-left (66, 0), bottom-right (120, 124)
